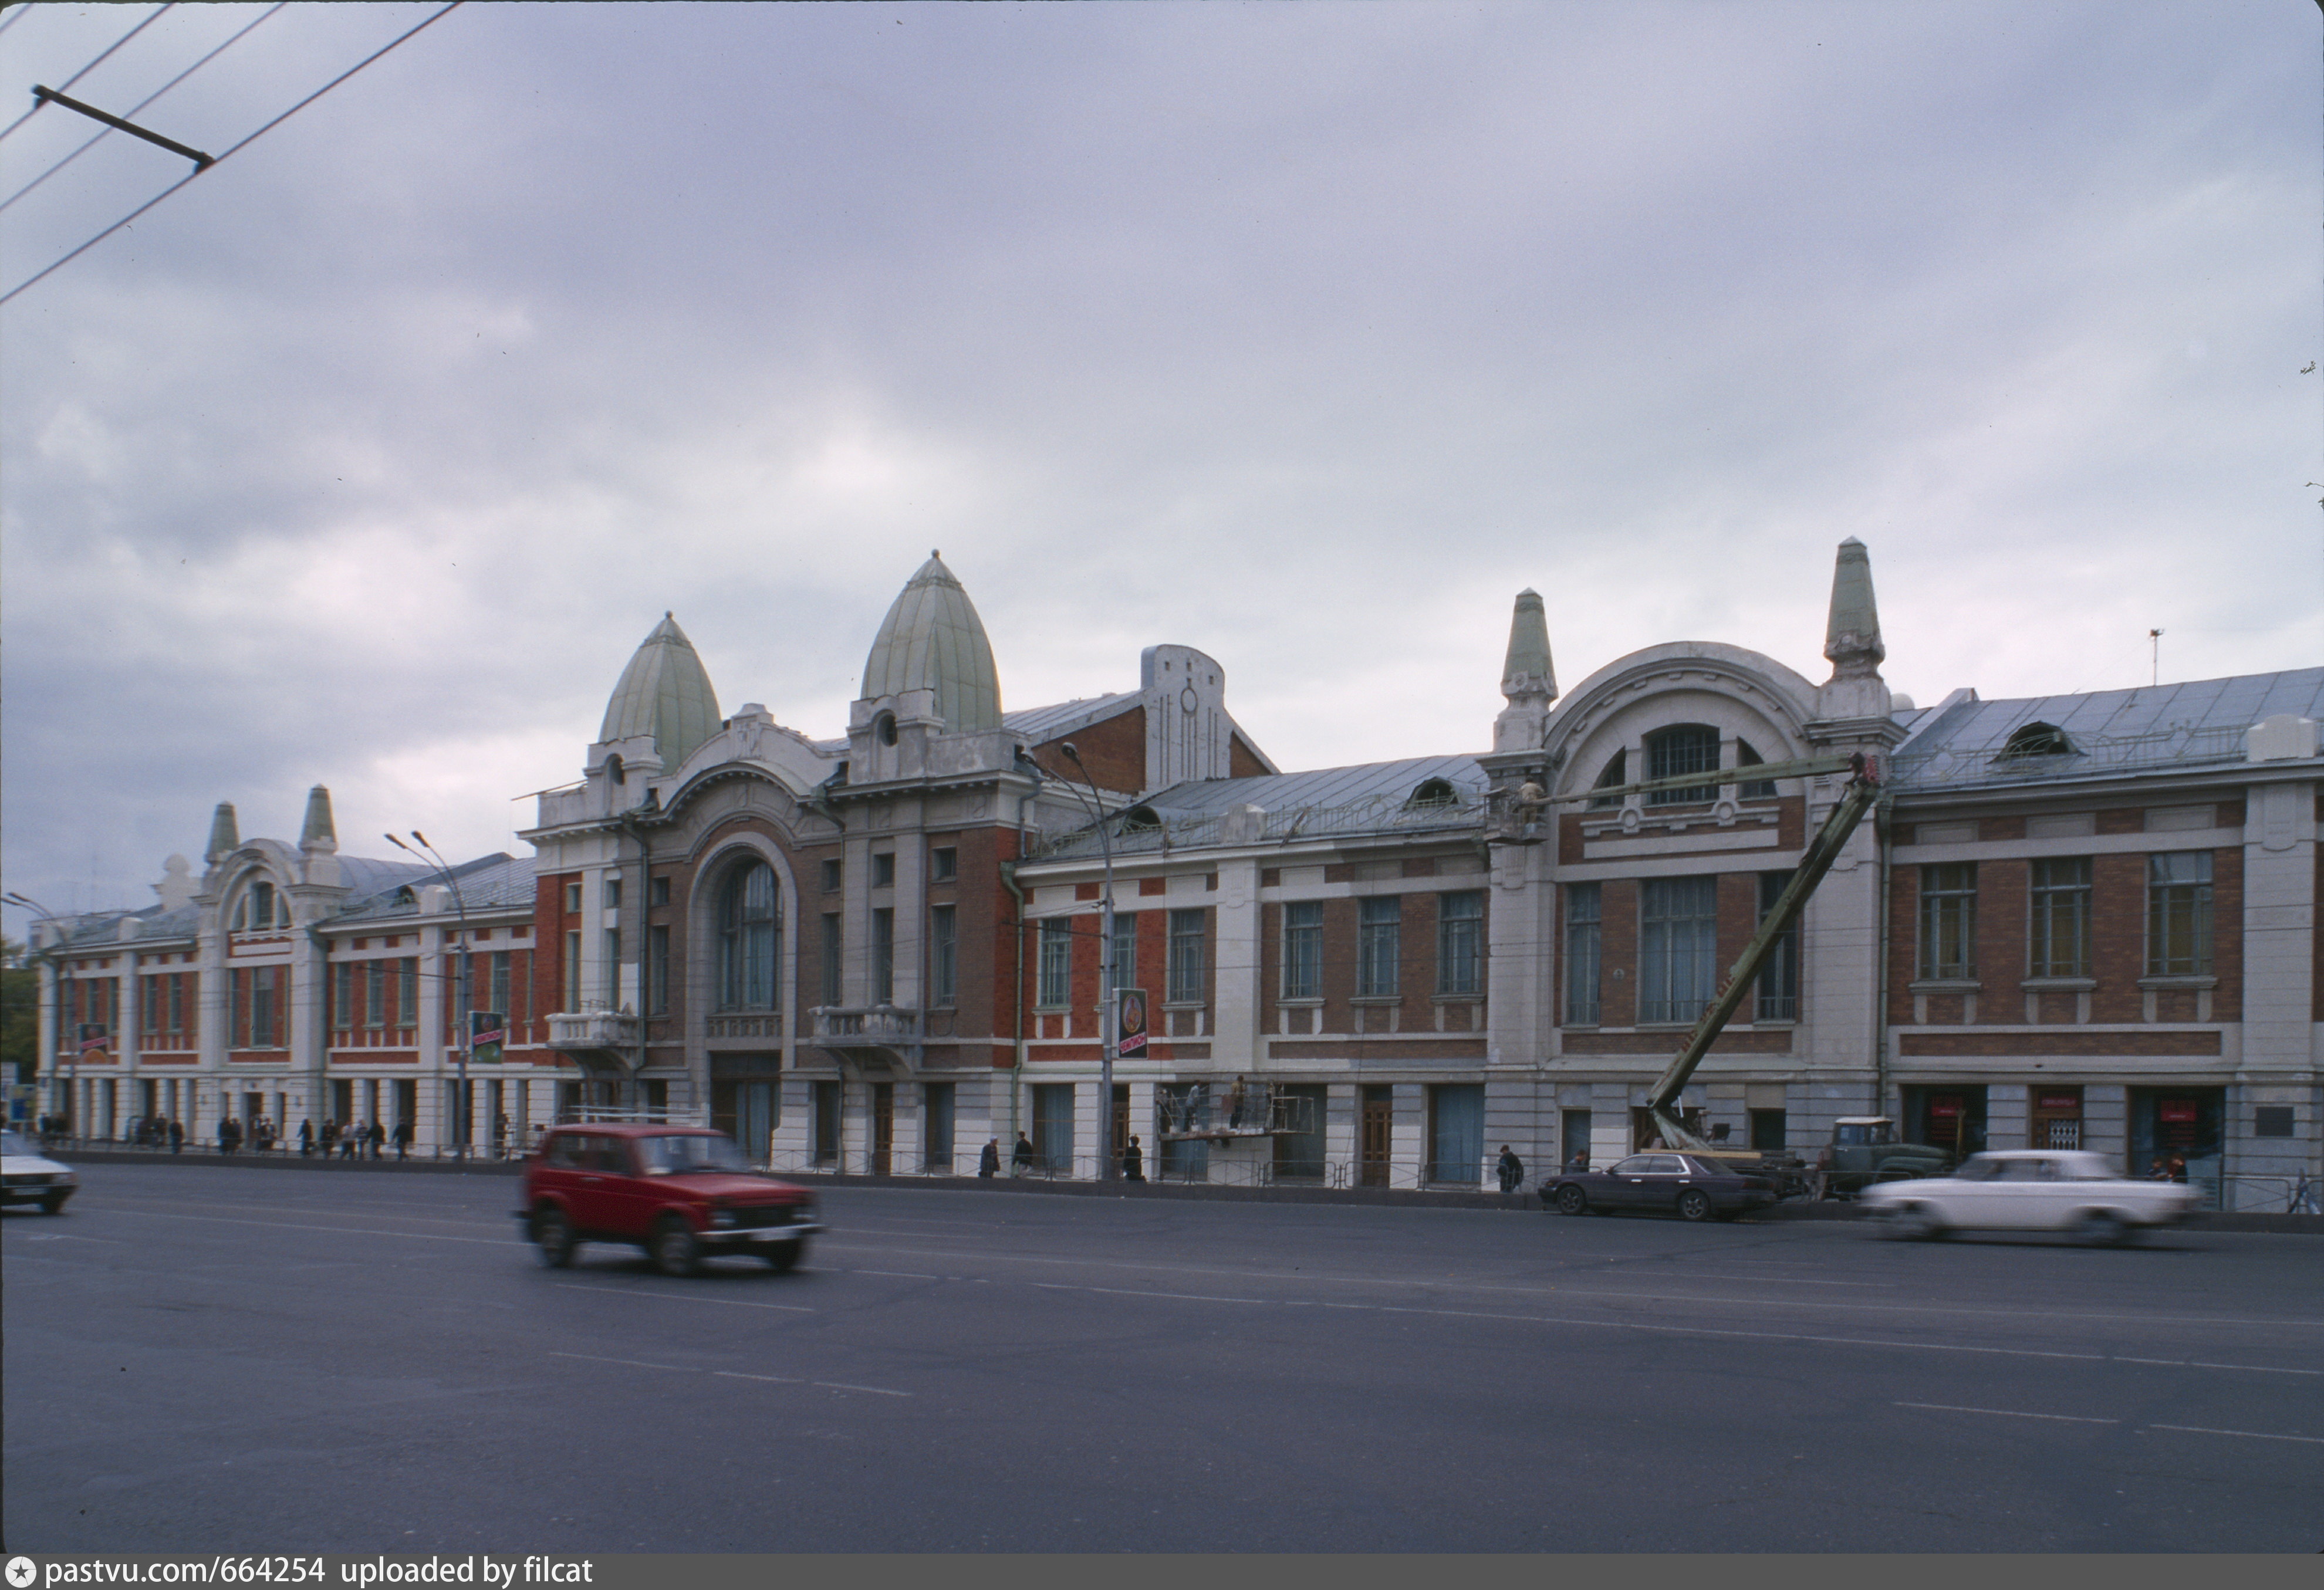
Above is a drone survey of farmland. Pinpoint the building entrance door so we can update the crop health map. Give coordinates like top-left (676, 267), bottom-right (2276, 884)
top-left (2031, 1087), bottom-right (2083, 1151)
top-left (1359, 1085), bottom-right (1393, 1188)
top-left (870, 1082), bottom-right (894, 1176)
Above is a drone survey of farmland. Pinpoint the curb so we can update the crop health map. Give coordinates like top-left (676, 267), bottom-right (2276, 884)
top-left (41, 1146), bottom-right (2324, 1231)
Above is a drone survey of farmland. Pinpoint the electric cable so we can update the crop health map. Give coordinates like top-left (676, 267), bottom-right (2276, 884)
top-left (0, 7), bottom-right (32, 43)
top-left (0, 3), bottom-right (287, 218)
top-left (0, 3), bottom-right (174, 143)
top-left (0, 0), bottom-right (463, 307)
top-left (0, 1), bottom-right (283, 216)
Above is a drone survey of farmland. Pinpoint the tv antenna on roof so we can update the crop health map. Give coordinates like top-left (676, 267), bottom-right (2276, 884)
top-left (2149, 628), bottom-right (2163, 688)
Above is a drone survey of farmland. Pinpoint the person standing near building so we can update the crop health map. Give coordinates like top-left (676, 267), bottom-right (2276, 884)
top-left (298, 1118), bottom-right (313, 1157)
top-left (1011, 1132), bottom-right (1035, 1176)
top-left (978, 1138), bottom-right (1000, 1178)
top-left (168, 1117), bottom-right (183, 1153)
top-left (1497, 1144), bottom-right (1525, 1196)
top-left (1123, 1134), bottom-right (1145, 1182)
top-left (367, 1119), bottom-right (386, 1159)
top-left (393, 1119), bottom-right (414, 1161)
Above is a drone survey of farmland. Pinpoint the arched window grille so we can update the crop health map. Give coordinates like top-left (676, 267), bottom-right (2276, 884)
top-left (235, 880), bottom-right (277, 931)
top-left (717, 861), bottom-right (782, 1011)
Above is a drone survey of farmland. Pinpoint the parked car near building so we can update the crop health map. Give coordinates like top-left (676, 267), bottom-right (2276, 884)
top-left (1538, 1152), bottom-right (1781, 1222)
top-left (519, 1121), bottom-right (822, 1275)
top-left (1859, 1149), bottom-right (2197, 1244)
top-left (1, 1127), bottom-right (78, 1214)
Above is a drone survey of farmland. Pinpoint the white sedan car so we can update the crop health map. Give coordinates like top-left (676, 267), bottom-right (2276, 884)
top-left (1, 1127), bottom-right (78, 1215)
top-left (1860, 1149), bottom-right (2195, 1244)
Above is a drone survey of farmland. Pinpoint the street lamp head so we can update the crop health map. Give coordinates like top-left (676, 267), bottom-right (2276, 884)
top-left (385, 834), bottom-right (410, 852)
top-left (411, 831), bottom-right (431, 850)
top-left (1060, 742), bottom-right (1083, 766)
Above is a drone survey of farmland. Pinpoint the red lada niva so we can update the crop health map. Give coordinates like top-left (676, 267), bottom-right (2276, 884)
top-left (519, 1122), bottom-right (823, 1276)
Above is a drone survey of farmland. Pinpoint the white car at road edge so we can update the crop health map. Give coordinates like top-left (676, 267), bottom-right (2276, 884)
top-left (1860, 1149), bottom-right (2195, 1245)
top-left (2, 1126), bottom-right (78, 1215)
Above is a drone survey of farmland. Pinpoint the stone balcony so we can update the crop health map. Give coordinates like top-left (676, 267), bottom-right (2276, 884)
top-left (809, 1006), bottom-right (922, 1048)
top-left (546, 1007), bottom-right (641, 1065)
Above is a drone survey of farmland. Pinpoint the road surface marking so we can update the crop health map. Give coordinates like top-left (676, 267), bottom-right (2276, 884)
top-left (550, 1351), bottom-right (687, 1372)
top-left (712, 1370), bottom-right (802, 1384)
top-left (553, 1283), bottom-right (813, 1312)
top-left (850, 1270), bottom-right (941, 1280)
top-left (812, 1381), bottom-right (912, 1397)
top-left (1033, 1282), bottom-right (1269, 1304)
top-left (2148, 1423), bottom-right (2324, 1444)
top-left (1896, 1402), bottom-right (2119, 1423)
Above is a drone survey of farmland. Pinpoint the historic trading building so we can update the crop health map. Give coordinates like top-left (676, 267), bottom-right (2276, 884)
top-left (27, 544), bottom-right (2321, 1207)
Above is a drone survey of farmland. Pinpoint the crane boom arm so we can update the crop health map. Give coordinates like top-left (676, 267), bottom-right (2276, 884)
top-left (1643, 755), bottom-right (1883, 1148)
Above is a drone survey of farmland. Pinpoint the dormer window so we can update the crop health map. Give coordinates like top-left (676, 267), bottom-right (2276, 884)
top-left (1405, 778), bottom-right (1460, 810)
top-left (1996, 722), bottom-right (2076, 762)
top-left (1646, 725), bottom-right (1719, 806)
top-left (876, 713), bottom-right (898, 747)
top-left (234, 881), bottom-right (278, 931)
top-left (1120, 805), bottom-right (1163, 833)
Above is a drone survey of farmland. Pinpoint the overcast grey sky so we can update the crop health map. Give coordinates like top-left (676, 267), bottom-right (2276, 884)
top-left (2, 0), bottom-right (2317, 929)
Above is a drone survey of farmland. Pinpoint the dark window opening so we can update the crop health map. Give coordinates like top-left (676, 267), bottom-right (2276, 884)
top-left (1646, 725), bottom-right (1719, 806)
top-left (1997, 721), bottom-right (2076, 761)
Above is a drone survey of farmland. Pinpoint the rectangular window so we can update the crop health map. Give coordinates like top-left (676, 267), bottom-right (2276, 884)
top-left (563, 932), bottom-right (581, 1009)
top-left (169, 973), bottom-right (185, 1035)
top-left (1639, 876), bottom-right (1717, 1023)
top-left (2146, 852), bottom-right (2213, 976)
top-left (1167, 908), bottom-right (1206, 1004)
top-left (930, 905), bottom-right (957, 1007)
top-left (563, 881), bottom-right (582, 914)
top-left (334, 962), bottom-right (353, 1031)
top-left (366, 959), bottom-right (387, 1029)
top-left (489, 951), bottom-right (512, 1017)
top-left (1032, 1082), bottom-right (1075, 1174)
top-left (648, 925), bottom-right (671, 1016)
top-left (1281, 901), bottom-right (1322, 1000)
top-left (1918, 862), bottom-right (1977, 980)
top-left (602, 928), bottom-right (620, 1005)
top-left (2029, 857), bottom-right (2092, 978)
top-left (1756, 871), bottom-right (1800, 1021)
top-left (1564, 883), bottom-right (1602, 1026)
top-left (650, 875), bottom-right (670, 907)
top-left (1357, 896), bottom-right (1401, 997)
top-left (870, 908), bottom-right (894, 1003)
top-left (819, 914), bottom-right (842, 1006)
top-left (603, 878), bottom-right (622, 909)
top-left (931, 846), bottom-right (958, 882)
top-left (872, 852), bottom-right (896, 888)
top-left (1646, 726), bottom-right (1719, 806)
top-left (1437, 891), bottom-right (1482, 996)
top-left (252, 967), bottom-right (277, 1048)
top-left (820, 858), bottom-right (842, 892)
top-left (1038, 918), bottom-right (1073, 1007)
top-left (1110, 912), bottom-right (1137, 997)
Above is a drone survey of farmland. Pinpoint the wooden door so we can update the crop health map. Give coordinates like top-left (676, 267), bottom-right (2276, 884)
top-left (871, 1082), bottom-right (894, 1177)
top-left (1359, 1088), bottom-right (1393, 1188)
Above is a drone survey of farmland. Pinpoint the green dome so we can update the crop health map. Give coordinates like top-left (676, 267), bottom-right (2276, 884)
top-left (601, 613), bottom-right (721, 767)
top-left (860, 553), bottom-right (1002, 733)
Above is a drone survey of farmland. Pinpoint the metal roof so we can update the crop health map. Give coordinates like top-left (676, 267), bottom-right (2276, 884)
top-left (1889, 668), bottom-right (2324, 791)
top-left (1027, 755), bottom-right (1486, 861)
top-left (860, 554), bottom-right (1003, 734)
top-left (1002, 692), bottom-right (1139, 744)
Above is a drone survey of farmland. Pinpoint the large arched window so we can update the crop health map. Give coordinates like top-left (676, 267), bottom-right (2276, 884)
top-left (717, 860), bottom-right (782, 1011)
top-left (1646, 725), bottom-right (1719, 807)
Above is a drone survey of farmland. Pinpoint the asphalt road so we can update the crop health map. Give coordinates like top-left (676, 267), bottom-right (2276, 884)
top-left (5, 1162), bottom-right (2320, 1554)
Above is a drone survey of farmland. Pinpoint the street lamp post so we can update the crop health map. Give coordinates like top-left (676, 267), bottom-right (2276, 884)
top-left (387, 833), bottom-right (472, 1163)
top-left (1056, 745), bottom-right (1119, 1183)
top-left (4, 891), bottom-right (70, 1137)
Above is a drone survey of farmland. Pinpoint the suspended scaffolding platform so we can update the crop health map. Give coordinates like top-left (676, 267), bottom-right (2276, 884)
top-left (1155, 1082), bottom-right (1315, 1143)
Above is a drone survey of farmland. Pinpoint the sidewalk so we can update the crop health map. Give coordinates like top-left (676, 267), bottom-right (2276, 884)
top-left (40, 1142), bottom-right (2324, 1230)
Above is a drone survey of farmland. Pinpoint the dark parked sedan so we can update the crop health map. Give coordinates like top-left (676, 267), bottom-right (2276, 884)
top-left (1538, 1152), bottom-right (1778, 1222)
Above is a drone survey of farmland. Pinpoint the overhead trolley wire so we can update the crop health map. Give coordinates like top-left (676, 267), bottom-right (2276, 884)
top-left (0, 4), bottom-right (288, 218)
top-left (0, 0), bottom-right (464, 307)
top-left (0, 2), bottom-right (175, 144)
